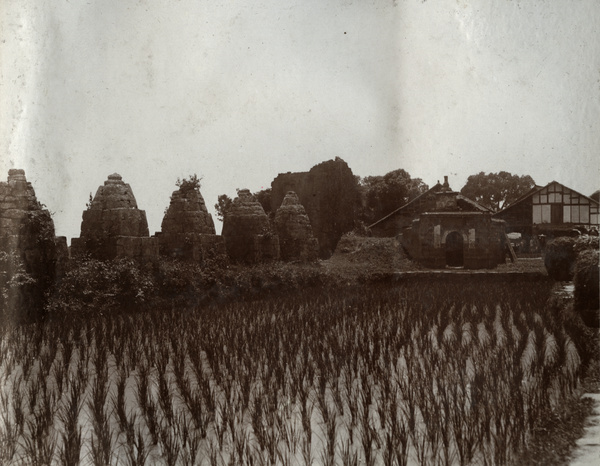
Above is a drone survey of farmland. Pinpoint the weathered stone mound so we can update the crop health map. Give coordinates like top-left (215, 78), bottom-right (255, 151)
top-left (158, 182), bottom-right (224, 261)
top-left (223, 189), bottom-right (279, 263)
top-left (274, 191), bottom-right (318, 262)
top-left (0, 169), bottom-right (57, 319)
top-left (161, 184), bottom-right (215, 235)
top-left (271, 157), bottom-right (360, 258)
top-left (71, 173), bottom-right (158, 261)
top-left (81, 173), bottom-right (149, 238)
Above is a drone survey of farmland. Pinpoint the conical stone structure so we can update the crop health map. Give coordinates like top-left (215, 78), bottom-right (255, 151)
top-left (71, 173), bottom-right (158, 261)
top-left (222, 189), bottom-right (279, 263)
top-left (158, 180), bottom-right (224, 261)
top-left (161, 184), bottom-right (215, 236)
top-left (0, 169), bottom-right (60, 318)
top-left (274, 191), bottom-right (318, 261)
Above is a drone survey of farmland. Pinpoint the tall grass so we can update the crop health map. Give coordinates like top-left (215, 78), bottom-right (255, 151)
top-left (0, 280), bottom-right (586, 465)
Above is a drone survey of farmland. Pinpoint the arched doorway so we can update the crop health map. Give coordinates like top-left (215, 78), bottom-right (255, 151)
top-left (446, 231), bottom-right (464, 267)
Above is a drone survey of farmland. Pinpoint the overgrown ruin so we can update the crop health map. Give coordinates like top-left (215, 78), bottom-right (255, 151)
top-left (271, 157), bottom-right (359, 258)
top-left (222, 189), bottom-right (279, 263)
top-left (274, 191), bottom-right (318, 262)
top-left (0, 169), bottom-right (61, 318)
top-left (71, 173), bottom-right (158, 262)
top-left (157, 178), bottom-right (225, 261)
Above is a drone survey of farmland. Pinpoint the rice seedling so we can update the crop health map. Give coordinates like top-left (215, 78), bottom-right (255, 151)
top-left (158, 422), bottom-right (180, 466)
top-left (57, 381), bottom-right (83, 466)
top-left (21, 410), bottom-right (57, 466)
top-left (0, 279), bottom-right (586, 465)
top-left (123, 424), bottom-right (150, 466)
top-left (0, 392), bottom-right (19, 465)
top-left (113, 367), bottom-right (129, 434)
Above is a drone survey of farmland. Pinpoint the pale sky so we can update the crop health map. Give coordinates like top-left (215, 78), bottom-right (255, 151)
top-left (1, 0), bottom-right (599, 239)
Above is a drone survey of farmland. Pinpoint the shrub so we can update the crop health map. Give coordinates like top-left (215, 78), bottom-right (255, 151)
top-left (154, 258), bottom-right (223, 306)
top-left (574, 249), bottom-right (599, 326)
top-left (574, 235), bottom-right (599, 254)
top-left (46, 258), bottom-right (155, 316)
top-left (0, 251), bottom-right (37, 325)
top-left (544, 237), bottom-right (577, 281)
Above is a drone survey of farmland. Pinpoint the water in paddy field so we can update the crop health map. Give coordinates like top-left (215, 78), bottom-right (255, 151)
top-left (570, 393), bottom-right (600, 466)
top-left (0, 282), bottom-right (592, 465)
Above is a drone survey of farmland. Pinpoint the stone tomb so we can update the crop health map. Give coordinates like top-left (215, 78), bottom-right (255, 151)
top-left (71, 173), bottom-right (158, 261)
top-left (274, 191), bottom-right (318, 261)
top-left (222, 189), bottom-right (279, 263)
top-left (157, 181), bottom-right (225, 261)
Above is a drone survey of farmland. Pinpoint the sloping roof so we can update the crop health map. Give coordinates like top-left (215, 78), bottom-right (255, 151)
top-left (367, 183), bottom-right (491, 229)
top-left (496, 181), bottom-right (600, 215)
top-left (498, 185), bottom-right (542, 210)
top-left (455, 194), bottom-right (492, 212)
top-left (367, 182), bottom-right (442, 229)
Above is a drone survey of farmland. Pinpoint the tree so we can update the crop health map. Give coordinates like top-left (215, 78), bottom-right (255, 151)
top-left (176, 174), bottom-right (202, 194)
top-left (460, 171), bottom-right (536, 212)
top-left (360, 169), bottom-right (428, 222)
top-left (214, 194), bottom-right (233, 222)
top-left (254, 188), bottom-right (272, 215)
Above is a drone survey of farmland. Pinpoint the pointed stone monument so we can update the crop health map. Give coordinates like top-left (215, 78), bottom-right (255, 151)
top-left (274, 191), bottom-right (318, 261)
top-left (222, 189), bottom-right (279, 263)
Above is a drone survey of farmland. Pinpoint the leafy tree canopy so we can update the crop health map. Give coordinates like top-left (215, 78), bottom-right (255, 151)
top-left (214, 193), bottom-right (234, 222)
top-left (360, 169), bottom-right (428, 222)
top-left (460, 171), bottom-right (536, 212)
top-left (176, 174), bottom-right (202, 194)
top-left (254, 188), bottom-right (272, 215)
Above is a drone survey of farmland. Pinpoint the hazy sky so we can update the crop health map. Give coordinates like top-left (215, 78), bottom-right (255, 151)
top-left (1, 0), bottom-right (599, 239)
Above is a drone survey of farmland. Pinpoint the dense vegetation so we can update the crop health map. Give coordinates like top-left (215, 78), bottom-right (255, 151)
top-left (0, 280), bottom-right (591, 465)
top-left (460, 172), bottom-right (536, 212)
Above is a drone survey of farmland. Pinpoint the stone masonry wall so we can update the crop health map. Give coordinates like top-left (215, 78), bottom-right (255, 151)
top-left (0, 169), bottom-right (58, 318)
top-left (158, 181), bottom-right (225, 262)
top-left (71, 173), bottom-right (158, 262)
top-left (403, 213), bottom-right (504, 269)
top-left (223, 189), bottom-right (279, 263)
top-left (274, 191), bottom-right (318, 261)
top-left (271, 157), bottom-right (359, 258)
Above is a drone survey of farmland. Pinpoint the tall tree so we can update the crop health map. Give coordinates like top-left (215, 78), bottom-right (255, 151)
top-left (253, 188), bottom-right (272, 215)
top-left (360, 169), bottom-right (428, 222)
top-left (460, 171), bottom-right (536, 211)
top-left (214, 193), bottom-right (234, 222)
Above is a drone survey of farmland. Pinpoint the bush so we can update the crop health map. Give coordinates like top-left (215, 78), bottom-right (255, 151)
top-left (155, 259), bottom-right (224, 307)
top-left (544, 237), bottom-right (577, 281)
top-left (47, 258), bottom-right (155, 316)
top-left (574, 249), bottom-right (599, 326)
top-left (543, 236), bottom-right (597, 280)
top-left (0, 251), bottom-right (37, 325)
top-left (574, 235), bottom-right (599, 254)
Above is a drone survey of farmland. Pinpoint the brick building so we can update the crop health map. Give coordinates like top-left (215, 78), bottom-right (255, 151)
top-left (397, 177), bottom-right (506, 269)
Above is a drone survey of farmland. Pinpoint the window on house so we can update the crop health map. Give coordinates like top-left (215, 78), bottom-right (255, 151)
top-left (580, 206), bottom-right (589, 223)
top-left (563, 205), bottom-right (571, 222)
top-left (571, 205), bottom-right (580, 223)
top-left (533, 205), bottom-right (541, 223)
top-left (541, 205), bottom-right (551, 223)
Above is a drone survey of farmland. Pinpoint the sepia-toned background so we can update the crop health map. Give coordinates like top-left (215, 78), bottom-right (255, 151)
top-left (1, 0), bottom-right (598, 239)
